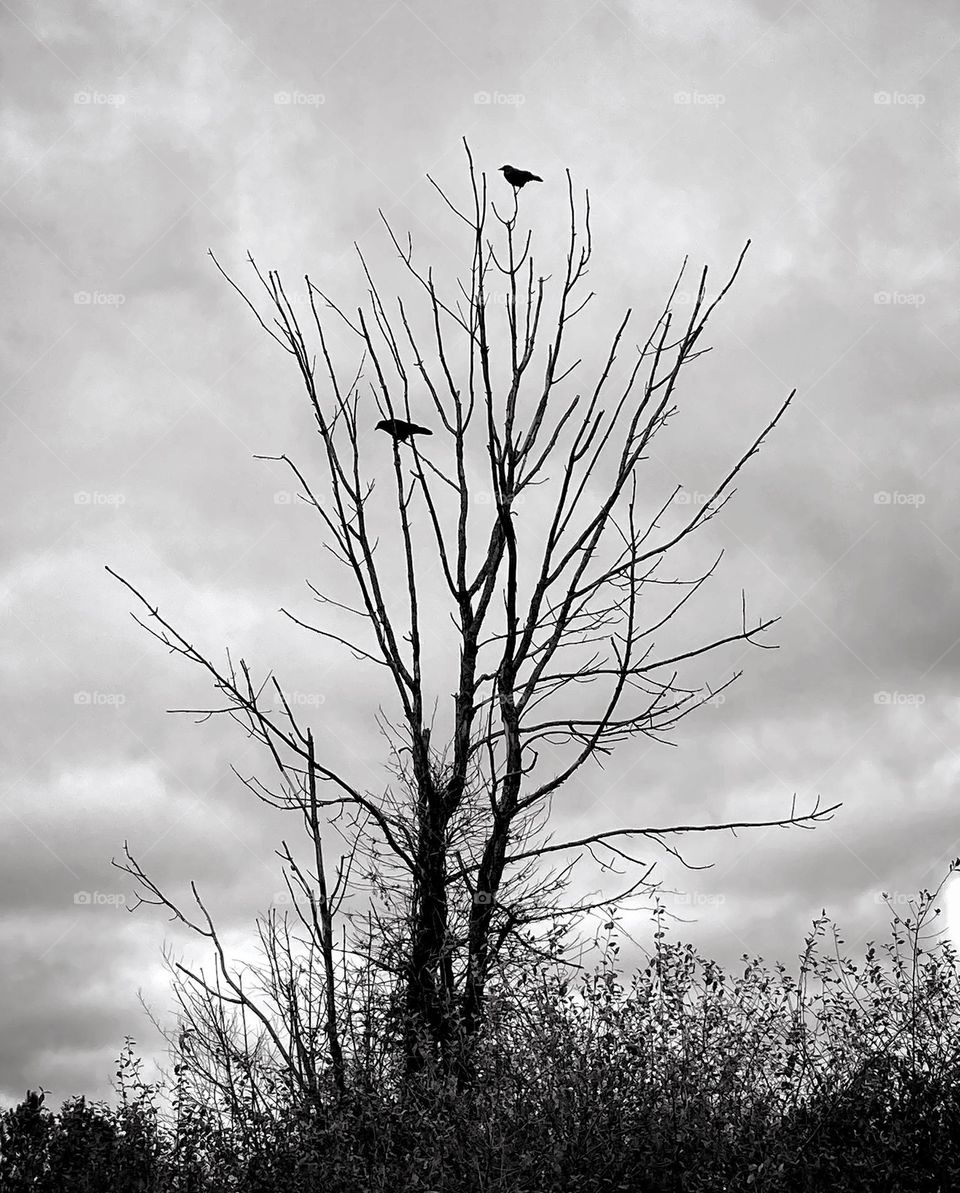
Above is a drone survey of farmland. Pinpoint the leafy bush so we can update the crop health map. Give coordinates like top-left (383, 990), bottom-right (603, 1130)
top-left (4, 879), bottom-right (960, 1191)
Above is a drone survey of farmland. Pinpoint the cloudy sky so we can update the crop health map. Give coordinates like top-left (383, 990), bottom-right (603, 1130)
top-left (4, 0), bottom-right (960, 1109)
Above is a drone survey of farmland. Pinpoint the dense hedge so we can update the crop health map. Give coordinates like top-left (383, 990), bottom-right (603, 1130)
top-left (4, 900), bottom-right (960, 1192)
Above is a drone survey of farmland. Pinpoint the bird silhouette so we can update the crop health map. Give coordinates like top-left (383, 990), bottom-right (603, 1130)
top-left (376, 418), bottom-right (433, 443)
top-left (500, 164), bottom-right (543, 189)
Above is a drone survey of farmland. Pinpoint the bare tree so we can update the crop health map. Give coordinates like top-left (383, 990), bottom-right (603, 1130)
top-left (111, 140), bottom-right (838, 1103)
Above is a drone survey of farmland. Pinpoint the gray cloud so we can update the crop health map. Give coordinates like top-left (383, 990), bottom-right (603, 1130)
top-left (3, 0), bottom-right (960, 1108)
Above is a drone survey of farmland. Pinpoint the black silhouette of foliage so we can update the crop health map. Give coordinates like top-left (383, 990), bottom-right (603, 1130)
top-left (6, 873), bottom-right (960, 1191)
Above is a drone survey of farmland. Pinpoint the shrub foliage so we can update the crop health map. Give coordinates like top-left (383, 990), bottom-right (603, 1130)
top-left (4, 883), bottom-right (960, 1192)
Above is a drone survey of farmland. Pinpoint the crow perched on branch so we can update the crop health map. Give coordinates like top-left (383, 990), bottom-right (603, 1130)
top-left (376, 419), bottom-right (433, 443)
top-left (500, 164), bottom-right (543, 189)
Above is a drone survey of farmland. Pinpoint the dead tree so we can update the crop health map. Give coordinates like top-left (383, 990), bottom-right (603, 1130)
top-left (110, 140), bottom-right (838, 1101)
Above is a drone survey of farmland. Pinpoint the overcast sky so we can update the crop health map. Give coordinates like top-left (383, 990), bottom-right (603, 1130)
top-left (3, 0), bottom-right (960, 1110)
